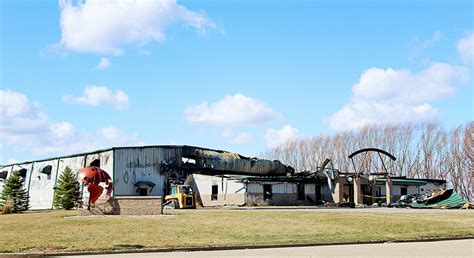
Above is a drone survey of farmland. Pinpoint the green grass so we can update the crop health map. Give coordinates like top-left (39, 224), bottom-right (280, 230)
top-left (0, 209), bottom-right (473, 253)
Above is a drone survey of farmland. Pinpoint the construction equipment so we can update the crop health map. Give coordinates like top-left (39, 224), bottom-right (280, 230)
top-left (165, 184), bottom-right (196, 209)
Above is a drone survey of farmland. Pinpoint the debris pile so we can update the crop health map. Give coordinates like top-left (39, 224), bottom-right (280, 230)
top-left (393, 189), bottom-right (469, 209)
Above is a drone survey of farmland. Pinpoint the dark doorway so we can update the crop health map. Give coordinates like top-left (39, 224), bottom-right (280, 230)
top-left (348, 184), bottom-right (354, 203)
top-left (139, 188), bottom-right (148, 196)
top-left (263, 184), bottom-right (272, 200)
top-left (315, 185), bottom-right (322, 201)
top-left (211, 185), bottom-right (218, 200)
top-left (297, 183), bottom-right (305, 200)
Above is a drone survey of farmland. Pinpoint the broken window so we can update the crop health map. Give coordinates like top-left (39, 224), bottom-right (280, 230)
top-left (0, 171), bottom-right (7, 180)
top-left (90, 159), bottom-right (100, 167)
top-left (41, 165), bottom-right (52, 180)
top-left (263, 184), bottom-right (272, 200)
top-left (18, 169), bottom-right (27, 178)
top-left (401, 187), bottom-right (408, 196)
top-left (211, 185), bottom-right (218, 200)
top-left (297, 183), bottom-right (305, 200)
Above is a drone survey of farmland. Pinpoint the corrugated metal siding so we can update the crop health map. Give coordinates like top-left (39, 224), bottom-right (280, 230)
top-left (0, 165), bottom-right (14, 193)
top-left (114, 147), bottom-right (181, 196)
top-left (248, 183), bottom-right (263, 193)
top-left (305, 184), bottom-right (315, 194)
top-left (29, 160), bottom-right (58, 209)
top-left (189, 174), bottom-right (246, 206)
top-left (191, 174), bottom-right (245, 195)
top-left (58, 155), bottom-right (88, 205)
top-left (54, 150), bottom-right (114, 208)
top-left (11, 163), bottom-right (33, 191)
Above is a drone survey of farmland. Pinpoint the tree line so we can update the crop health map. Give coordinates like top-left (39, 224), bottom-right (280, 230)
top-left (263, 122), bottom-right (473, 200)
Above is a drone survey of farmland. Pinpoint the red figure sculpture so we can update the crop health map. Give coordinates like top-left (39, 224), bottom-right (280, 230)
top-left (78, 166), bottom-right (113, 206)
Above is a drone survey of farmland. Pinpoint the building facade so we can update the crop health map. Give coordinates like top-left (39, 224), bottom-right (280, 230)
top-left (0, 145), bottom-right (291, 211)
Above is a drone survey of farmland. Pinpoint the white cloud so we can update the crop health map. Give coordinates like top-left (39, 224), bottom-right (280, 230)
top-left (63, 85), bottom-right (129, 110)
top-left (0, 89), bottom-right (49, 140)
top-left (457, 32), bottom-right (474, 64)
top-left (51, 122), bottom-right (74, 140)
top-left (55, 0), bottom-right (219, 55)
top-left (33, 125), bottom-right (139, 156)
top-left (329, 62), bottom-right (470, 131)
top-left (0, 89), bottom-right (140, 160)
top-left (95, 57), bottom-right (111, 70)
top-left (265, 124), bottom-right (299, 149)
top-left (221, 129), bottom-right (251, 144)
top-left (184, 93), bottom-right (281, 126)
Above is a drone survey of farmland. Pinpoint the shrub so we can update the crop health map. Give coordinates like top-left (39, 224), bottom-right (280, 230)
top-left (0, 171), bottom-right (29, 213)
top-left (53, 167), bottom-right (80, 210)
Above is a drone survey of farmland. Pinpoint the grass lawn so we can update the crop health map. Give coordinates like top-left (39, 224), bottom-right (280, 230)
top-left (0, 209), bottom-right (473, 253)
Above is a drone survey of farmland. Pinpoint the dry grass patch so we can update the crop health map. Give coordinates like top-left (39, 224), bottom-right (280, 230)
top-left (0, 209), bottom-right (473, 253)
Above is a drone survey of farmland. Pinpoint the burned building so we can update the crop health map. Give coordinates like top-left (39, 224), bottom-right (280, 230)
top-left (0, 145), bottom-right (292, 213)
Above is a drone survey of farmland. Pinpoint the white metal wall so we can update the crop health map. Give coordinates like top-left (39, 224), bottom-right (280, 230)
top-left (11, 163), bottom-right (33, 192)
top-left (248, 182), bottom-right (297, 194)
top-left (379, 185), bottom-right (419, 196)
top-left (189, 174), bottom-right (246, 206)
top-left (0, 165), bottom-right (14, 193)
top-left (191, 174), bottom-right (246, 195)
top-left (114, 148), bottom-right (179, 196)
top-left (28, 160), bottom-right (59, 209)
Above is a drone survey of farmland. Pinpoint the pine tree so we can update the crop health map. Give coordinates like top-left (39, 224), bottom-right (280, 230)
top-left (0, 171), bottom-right (29, 213)
top-left (53, 167), bottom-right (80, 210)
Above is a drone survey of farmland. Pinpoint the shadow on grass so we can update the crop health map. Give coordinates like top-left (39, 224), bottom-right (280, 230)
top-left (113, 244), bottom-right (145, 249)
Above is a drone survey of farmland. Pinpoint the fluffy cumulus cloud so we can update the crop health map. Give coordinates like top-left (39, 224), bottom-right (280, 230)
top-left (95, 57), bottom-right (111, 70)
top-left (63, 85), bottom-right (129, 109)
top-left (0, 89), bottom-right (140, 160)
top-left (329, 62), bottom-right (470, 131)
top-left (0, 90), bottom-right (49, 142)
top-left (264, 124), bottom-right (299, 149)
top-left (457, 32), bottom-right (474, 64)
top-left (56, 0), bottom-right (219, 55)
top-left (184, 93), bottom-right (281, 126)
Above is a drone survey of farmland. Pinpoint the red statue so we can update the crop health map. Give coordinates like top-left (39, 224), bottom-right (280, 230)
top-left (78, 166), bottom-right (113, 206)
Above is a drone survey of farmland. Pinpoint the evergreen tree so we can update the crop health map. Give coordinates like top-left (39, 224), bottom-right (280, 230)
top-left (0, 171), bottom-right (29, 213)
top-left (53, 167), bottom-right (80, 210)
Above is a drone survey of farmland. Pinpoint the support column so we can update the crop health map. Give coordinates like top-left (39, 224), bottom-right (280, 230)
top-left (385, 175), bottom-right (392, 205)
top-left (354, 176), bottom-right (362, 205)
top-left (332, 179), bottom-right (344, 203)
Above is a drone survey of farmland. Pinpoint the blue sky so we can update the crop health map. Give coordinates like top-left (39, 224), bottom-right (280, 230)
top-left (0, 0), bottom-right (472, 164)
